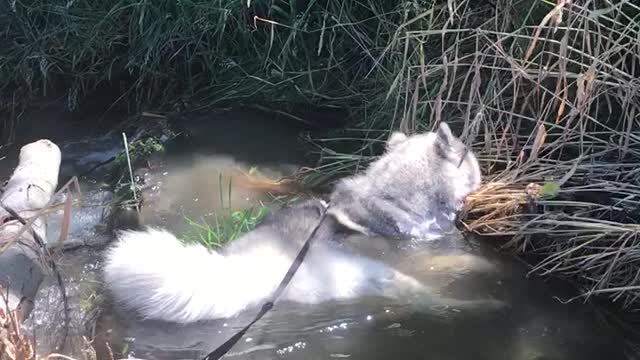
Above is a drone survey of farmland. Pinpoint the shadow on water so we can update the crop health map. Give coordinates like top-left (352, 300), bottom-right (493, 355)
top-left (0, 106), bottom-right (636, 360)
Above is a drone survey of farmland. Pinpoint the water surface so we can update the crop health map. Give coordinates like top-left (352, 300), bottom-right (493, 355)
top-left (0, 108), bottom-right (633, 360)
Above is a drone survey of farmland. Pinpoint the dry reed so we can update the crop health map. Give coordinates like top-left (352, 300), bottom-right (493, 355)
top-left (304, 0), bottom-right (640, 311)
top-left (0, 286), bottom-right (34, 360)
top-left (408, 0), bottom-right (640, 310)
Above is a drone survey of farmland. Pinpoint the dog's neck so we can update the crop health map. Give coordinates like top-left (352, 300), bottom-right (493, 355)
top-left (325, 207), bottom-right (410, 241)
top-left (325, 204), bottom-right (455, 241)
top-left (326, 207), bottom-right (372, 236)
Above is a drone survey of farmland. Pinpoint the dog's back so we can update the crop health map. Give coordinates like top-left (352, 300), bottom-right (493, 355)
top-left (102, 122), bottom-right (494, 324)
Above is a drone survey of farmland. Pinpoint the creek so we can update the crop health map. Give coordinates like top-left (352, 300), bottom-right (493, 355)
top-left (0, 106), bottom-right (633, 360)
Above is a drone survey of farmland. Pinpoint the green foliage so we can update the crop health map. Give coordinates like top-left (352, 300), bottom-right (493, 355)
top-left (110, 136), bottom-right (164, 204)
top-left (110, 136), bottom-right (164, 179)
top-left (540, 182), bottom-right (560, 200)
top-left (1, 0), bottom-right (440, 115)
top-left (181, 206), bottom-right (269, 249)
top-left (178, 166), bottom-right (273, 248)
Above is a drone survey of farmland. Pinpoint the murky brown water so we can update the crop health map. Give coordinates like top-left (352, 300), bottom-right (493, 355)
top-left (95, 229), bottom-right (629, 360)
top-left (1, 108), bottom-right (635, 360)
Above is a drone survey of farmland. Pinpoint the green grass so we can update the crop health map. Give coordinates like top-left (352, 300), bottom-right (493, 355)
top-left (177, 163), bottom-right (272, 249)
top-left (110, 136), bottom-right (164, 180)
top-left (180, 206), bottom-right (269, 249)
top-left (177, 168), bottom-right (308, 249)
top-left (1, 0), bottom-right (443, 119)
top-left (109, 135), bottom-right (165, 209)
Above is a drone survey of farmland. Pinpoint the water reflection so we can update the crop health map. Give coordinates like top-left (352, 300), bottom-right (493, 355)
top-left (97, 229), bottom-right (628, 360)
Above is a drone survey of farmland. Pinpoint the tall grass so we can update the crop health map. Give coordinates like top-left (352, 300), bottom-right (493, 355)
top-left (1, 0), bottom-right (436, 117)
top-left (306, 0), bottom-right (640, 311)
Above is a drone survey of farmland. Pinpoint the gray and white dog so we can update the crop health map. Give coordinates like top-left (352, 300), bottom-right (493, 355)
top-left (102, 122), bottom-right (486, 324)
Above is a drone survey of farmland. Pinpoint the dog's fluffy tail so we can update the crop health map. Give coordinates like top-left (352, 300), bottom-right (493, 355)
top-left (103, 228), bottom-right (286, 323)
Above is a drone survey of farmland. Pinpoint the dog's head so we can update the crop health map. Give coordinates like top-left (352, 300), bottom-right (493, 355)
top-left (381, 122), bottom-right (481, 208)
top-left (329, 122), bottom-right (481, 240)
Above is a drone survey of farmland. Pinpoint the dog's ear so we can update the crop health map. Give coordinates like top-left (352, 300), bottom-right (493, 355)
top-left (435, 122), bottom-right (455, 147)
top-left (386, 131), bottom-right (408, 151)
top-left (434, 122), bottom-right (467, 165)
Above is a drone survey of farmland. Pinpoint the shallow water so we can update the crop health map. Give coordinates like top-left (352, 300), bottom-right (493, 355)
top-left (97, 234), bottom-right (629, 360)
top-left (135, 152), bottom-right (299, 237)
top-left (0, 108), bottom-right (634, 360)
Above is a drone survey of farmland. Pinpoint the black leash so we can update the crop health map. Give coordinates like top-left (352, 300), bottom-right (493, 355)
top-left (203, 140), bottom-right (470, 359)
top-left (202, 205), bottom-right (330, 360)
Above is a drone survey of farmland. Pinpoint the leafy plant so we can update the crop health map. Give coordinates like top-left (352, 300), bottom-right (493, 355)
top-left (181, 206), bottom-right (269, 249)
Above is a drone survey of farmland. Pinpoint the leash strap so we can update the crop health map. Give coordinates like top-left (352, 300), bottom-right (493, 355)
top-left (203, 205), bottom-right (330, 360)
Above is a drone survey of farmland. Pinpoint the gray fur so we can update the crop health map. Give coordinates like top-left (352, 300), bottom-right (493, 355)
top-left (102, 122), bottom-right (488, 323)
top-left (328, 122), bottom-right (481, 239)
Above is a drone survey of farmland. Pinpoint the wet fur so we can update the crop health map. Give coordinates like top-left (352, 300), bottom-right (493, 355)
top-left (328, 122), bottom-right (481, 239)
top-left (103, 122), bottom-right (487, 323)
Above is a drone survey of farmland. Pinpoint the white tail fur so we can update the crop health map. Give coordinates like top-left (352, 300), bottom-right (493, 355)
top-left (103, 228), bottom-right (505, 324)
top-left (103, 228), bottom-right (292, 323)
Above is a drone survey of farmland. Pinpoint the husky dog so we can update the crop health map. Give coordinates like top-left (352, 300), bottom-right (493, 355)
top-left (328, 121), bottom-right (481, 239)
top-left (103, 122), bottom-right (485, 324)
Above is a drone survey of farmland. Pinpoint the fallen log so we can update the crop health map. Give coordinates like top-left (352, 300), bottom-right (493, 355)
top-left (0, 139), bottom-right (61, 319)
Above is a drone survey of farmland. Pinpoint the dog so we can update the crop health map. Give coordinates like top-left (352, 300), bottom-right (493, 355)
top-left (102, 122), bottom-right (489, 324)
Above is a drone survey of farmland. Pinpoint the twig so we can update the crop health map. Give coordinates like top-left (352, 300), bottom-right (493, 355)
top-left (121, 133), bottom-right (140, 213)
